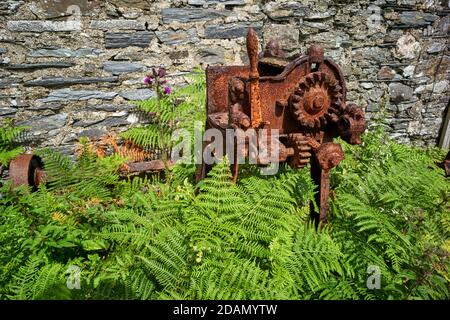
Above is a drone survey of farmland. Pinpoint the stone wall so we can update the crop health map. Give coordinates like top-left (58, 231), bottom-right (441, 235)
top-left (0, 0), bottom-right (449, 155)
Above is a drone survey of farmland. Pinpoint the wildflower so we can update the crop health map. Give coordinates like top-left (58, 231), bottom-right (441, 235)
top-left (143, 75), bottom-right (153, 85)
top-left (158, 68), bottom-right (167, 78)
top-left (164, 86), bottom-right (171, 95)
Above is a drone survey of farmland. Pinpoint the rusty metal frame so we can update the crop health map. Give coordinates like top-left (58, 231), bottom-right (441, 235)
top-left (197, 27), bottom-right (367, 225)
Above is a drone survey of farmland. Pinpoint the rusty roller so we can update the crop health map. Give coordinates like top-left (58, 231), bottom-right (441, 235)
top-left (9, 154), bottom-right (47, 189)
top-left (8, 153), bottom-right (174, 190)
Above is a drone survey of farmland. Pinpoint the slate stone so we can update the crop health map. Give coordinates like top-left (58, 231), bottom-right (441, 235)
top-left (263, 1), bottom-right (310, 21)
top-left (29, 48), bottom-right (103, 58)
top-left (156, 28), bottom-right (198, 45)
top-left (20, 113), bottom-right (68, 131)
top-left (39, 89), bottom-right (118, 103)
top-left (105, 32), bottom-right (155, 49)
top-left (399, 11), bottom-right (438, 27)
top-left (0, 1), bottom-right (25, 16)
top-left (427, 42), bottom-right (446, 54)
top-left (96, 117), bottom-right (130, 127)
top-left (103, 61), bottom-right (144, 75)
top-left (263, 23), bottom-right (299, 51)
top-left (7, 20), bottom-right (81, 32)
top-left (205, 22), bottom-right (263, 39)
top-left (73, 119), bottom-right (104, 128)
top-left (90, 20), bottom-right (146, 30)
top-left (188, 0), bottom-right (245, 5)
top-left (169, 51), bottom-right (190, 60)
top-left (0, 107), bottom-right (17, 116)
top-left (29, 103), bottom-right (64, 111)
top-left (389, 83), bottom-right (414, 103)
top-left (162, 8), bottom-right (231, 23)
top-left (392, 120), bottom-right (409, 130)
top-left (119, 89), bottom-right (155, 101)
top-left (366, 104), bottom-right (379, 113)
top-left (5, 62), bottom-right (74, 70)
top-left (196, 47), bottom-right (225, 65)
top-left (78, 128), bottom-right (107, 139)
top-left (0, 77), bottom-right (21, 88)
top-left (87, 104), bottom-right (134, 112)
top-left (24, 76), bottom-right (119, 87)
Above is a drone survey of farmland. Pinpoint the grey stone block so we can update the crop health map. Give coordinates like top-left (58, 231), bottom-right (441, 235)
top-left (389, 83), bottom-right (414, 103)
top-left (20, 113), bottom-right (68, 131)
top-left (7, 20), bottom-right (81, 32)
top-left (24, 76), bottom-right (119, 87)
top-left (29, 48), bottom-right (103, 58)
top-left (87, 104), bottom-right (134, 112)
top-left (103, 61), bottom-right (144, 75)
top-left (0, 107), bottom-right (17, 116)
top-left (399, 11), bottom-right (438, 27)
top-left (119, 89), bottom-right (155, 101)
top-left (90, 20), bottom-right (146, 30)
top-left (162, 8), bottom-right (231, 23)
top-left (263, 1), bottom-right (310, 21)
top-left (188, 0), bottom-right (245, 5)
top-left (39, 89), bottom-right (118, 102)
top-left (0, 77), bottom-right (21, 88)
top-left (156, 28), bottom-right (198, 45)
top-left (205, 22), bottom-right (263, 39)
top-left (5, 62), bottom-right (74, 70)
top-left (105, 32), bottom-right (155, 49)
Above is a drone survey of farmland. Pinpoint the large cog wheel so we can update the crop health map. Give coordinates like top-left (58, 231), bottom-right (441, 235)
top-left (290, 72), bottom-right (344, 128)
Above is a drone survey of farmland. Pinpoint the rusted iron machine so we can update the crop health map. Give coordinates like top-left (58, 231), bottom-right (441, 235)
top-left (196, 28), bottom-right (367, 224)
top-left (6, 153), bottom-right (173, 190)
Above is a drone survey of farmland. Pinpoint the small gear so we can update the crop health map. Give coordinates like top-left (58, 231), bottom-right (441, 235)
top-left (290, 72), bottom-right (344, 128)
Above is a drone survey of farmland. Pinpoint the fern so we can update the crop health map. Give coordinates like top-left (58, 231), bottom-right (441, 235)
top-left (0, 119), bottom-right (28, 167)
top-left (8, 257), bottom-right (69, 300)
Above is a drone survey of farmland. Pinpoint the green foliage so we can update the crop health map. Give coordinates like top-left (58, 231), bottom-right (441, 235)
top-left (121, 70), bottom-right (206, 162)
top-left (0, 119), bottom-right (28, 167)
top-left (0, 76), bottom-right (448, 300)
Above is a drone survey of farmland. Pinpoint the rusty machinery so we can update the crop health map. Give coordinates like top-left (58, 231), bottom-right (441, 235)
top-left (196, 28), bottom-right (367, 224)
top-left (6, 27), bottom-right (367, 224)
top-left (6, 154), bottom-right (174, 190)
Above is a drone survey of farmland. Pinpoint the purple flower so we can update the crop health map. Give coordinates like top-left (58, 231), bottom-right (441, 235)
top-left (144, 75), bottom-right (153, 85)
top-left (164, 86), bottom-right (171, 95)
top-left (158, 68), bottom-right (167, 78)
